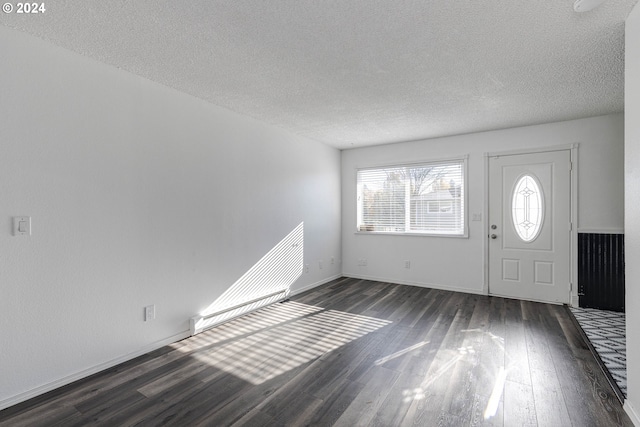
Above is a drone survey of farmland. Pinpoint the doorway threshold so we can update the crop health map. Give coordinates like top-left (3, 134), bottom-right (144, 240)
top-left (568, 306), bottom-right (626, 402)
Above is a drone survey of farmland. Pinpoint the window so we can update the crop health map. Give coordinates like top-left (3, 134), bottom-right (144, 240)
top-left (357, 158), bottom-right (466, 236)
top-left (512, 174), bottom-right (543, 242)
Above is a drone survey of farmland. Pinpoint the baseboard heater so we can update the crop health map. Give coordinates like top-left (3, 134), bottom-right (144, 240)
top-left (190, 288), bottom-right (289, 336)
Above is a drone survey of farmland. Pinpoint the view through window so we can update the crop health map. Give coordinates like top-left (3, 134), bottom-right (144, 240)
top-left (357, 159), bottom-right (466, 236)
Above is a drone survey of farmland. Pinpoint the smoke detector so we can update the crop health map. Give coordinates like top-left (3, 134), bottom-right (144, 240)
top-left (573, 0), bottom-right (606, 12)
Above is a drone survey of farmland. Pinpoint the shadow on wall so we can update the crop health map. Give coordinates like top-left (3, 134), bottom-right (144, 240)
top-left (191, 222), bottom-right (304, 335)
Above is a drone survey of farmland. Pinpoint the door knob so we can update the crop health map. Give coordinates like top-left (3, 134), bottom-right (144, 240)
top-left (490, 234), bottom-right (497, 239)
top-left (491, 225), bottom-right (497, 230)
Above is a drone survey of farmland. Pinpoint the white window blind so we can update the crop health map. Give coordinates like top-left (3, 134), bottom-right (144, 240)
top-left (357, 159), bottom-right (466, 236)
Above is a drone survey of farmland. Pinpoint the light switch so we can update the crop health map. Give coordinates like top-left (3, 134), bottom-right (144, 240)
top-left (13, 216), bottom-right (31, 236)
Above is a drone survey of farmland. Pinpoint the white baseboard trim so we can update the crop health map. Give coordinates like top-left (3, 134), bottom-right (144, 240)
top-left (290, 274), bottom-right (342, 297)
top-left (570, 294), bottom-right (580, 307)
top-left (0, 330), bottom-right (190, 412)
top-left (341, 273), bottom-right (485, 296)
top-left (625, 401), bottom-right (640, 426)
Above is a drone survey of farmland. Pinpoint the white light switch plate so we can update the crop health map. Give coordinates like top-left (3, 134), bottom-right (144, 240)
top-left (13, 216), bottom-right (31, 236)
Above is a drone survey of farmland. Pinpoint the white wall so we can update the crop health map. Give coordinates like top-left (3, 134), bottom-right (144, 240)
top-left (342, 114), bottom-right (624, 294)
top-left (625, 3), bottom-right (640, 425)
top-left (0, 26), bottom-right (341, 408)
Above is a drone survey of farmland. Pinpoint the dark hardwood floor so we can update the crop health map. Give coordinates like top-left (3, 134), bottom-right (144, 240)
top-left (0, 277), bottom-right (633, 426)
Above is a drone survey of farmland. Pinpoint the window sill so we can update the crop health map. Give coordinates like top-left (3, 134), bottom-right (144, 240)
top-left (354, 231), bottom-right (469, 239)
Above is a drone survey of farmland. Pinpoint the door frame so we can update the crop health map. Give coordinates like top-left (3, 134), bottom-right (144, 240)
top-left (483, 143), bottom-right (579, 306)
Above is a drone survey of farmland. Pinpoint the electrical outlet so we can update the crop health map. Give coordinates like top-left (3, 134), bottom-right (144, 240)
top-left (331, 256), bottom-right (335, 265)
top-left (319, 260), bottom-right (323, 270)
top-left (405, 260), bottom-right (411, 269)
top-left (305, 264), bottom-right (310, 273)
top-left (144, 305), bottom-right (155, 321)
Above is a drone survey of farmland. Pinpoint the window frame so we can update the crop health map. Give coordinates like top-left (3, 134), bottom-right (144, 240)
top-left (355, 156), bottom-right (469, 238)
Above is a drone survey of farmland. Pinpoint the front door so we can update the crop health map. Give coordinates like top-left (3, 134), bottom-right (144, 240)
top-left (488, 150), bottom-right (571, 304)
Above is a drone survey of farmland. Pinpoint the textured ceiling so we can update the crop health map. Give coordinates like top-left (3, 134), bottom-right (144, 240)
top-left (1, 0), bottom-right (637, 149)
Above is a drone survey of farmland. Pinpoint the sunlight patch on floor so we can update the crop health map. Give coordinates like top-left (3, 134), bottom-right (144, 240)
top-left (179, 300), bottom-right (391, 385)
top-left (484, 366), bottom-right (506, 419)
top-left (374, 341), bottom-right (430, 366)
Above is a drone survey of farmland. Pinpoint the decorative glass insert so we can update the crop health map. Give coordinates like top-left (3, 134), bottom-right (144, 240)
top-left (512, 174), bottom-right (543, 242)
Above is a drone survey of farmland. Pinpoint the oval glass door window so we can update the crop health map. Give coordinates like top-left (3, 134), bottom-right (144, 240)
top-left (512, 174), bottom-right (544, 242)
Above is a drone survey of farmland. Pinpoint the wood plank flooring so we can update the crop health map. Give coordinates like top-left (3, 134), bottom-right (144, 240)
top-left (0, 277), bottom-right (633, 426)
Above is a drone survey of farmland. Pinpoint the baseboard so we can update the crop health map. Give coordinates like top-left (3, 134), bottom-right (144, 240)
top-left (0, 330), bottom-right (190, 412)
top-left (625, 401), bottom-right (640, 427)
top-left (570, 293), bottom-right (580, 307)
top-left (289, 274), bottom-right (342, 297)
top-left (341, 273), bottom-right (485, 296)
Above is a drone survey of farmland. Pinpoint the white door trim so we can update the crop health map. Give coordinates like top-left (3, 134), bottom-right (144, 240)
top-left (483, 144), bottom-right (579, 306)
